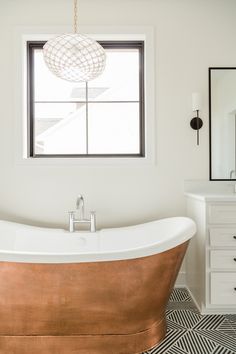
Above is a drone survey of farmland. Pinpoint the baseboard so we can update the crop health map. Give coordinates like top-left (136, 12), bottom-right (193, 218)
top-left (185, 285), bottom-right (202, 313)
top-left (175, 271), bottom-right (186, 287)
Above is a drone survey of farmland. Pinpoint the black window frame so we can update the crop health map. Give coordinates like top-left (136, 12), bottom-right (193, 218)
top-left (27, 40), bottom-right (145, 158)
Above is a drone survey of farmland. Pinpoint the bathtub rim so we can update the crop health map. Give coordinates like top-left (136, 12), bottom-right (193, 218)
top-left (0, 216), bottom-right (196, 263)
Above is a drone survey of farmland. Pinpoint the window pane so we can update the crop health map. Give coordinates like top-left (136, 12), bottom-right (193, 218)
top-left (34, 103), bottom-right (86, 155)
top-left (88, 49), bottom-right (140, 102)
top-left (29, 41), bottom-right (144, 157)
top-left (34, 49), bottom-right (86, 102)
top-left (88, 103), bottom-right (140, 154)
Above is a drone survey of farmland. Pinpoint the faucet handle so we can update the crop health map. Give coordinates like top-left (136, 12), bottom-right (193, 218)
top-left (90, 211), bottom-right (96, 232)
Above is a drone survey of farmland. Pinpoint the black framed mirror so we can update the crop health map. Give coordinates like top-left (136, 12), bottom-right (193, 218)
top-left (209, 67), bottom-right (236, 180)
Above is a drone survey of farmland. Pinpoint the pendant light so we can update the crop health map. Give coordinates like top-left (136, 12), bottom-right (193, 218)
top-left (43, 0), bottom-right (106, 82)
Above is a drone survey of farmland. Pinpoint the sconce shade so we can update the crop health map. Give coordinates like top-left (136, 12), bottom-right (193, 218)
top-left (192, 92), bottom-right (201, 111)
top-left (43, 33), bottom-right (106, 82)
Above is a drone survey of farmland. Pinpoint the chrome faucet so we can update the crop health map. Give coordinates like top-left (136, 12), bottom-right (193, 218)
top-left (68, 195), bottom-right (96, 233)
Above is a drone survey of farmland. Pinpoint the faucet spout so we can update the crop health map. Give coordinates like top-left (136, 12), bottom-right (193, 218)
top-left (76, 194), bottom-right (84, 220)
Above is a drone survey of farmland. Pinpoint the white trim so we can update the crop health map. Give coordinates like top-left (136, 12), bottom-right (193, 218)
top-left (187, 284), bottom-right (236, 314)
top-left (13, 25), bottom-right (156, 166)
top-left (175, 271), bottom-right (186, 287)
top-left (185, 285), bottom-right (202, 313)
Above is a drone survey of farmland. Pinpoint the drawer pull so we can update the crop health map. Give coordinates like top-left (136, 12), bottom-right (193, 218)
top-left (234, 258), bottom-right (236, 262)
top-left (234, 236), bottom-right (236, 239)
top-left (234, 288), bottom-right (236, 291)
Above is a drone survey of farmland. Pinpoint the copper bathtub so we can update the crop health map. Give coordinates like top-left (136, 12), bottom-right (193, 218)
top-left (0, 217), bottom-right (196, 354)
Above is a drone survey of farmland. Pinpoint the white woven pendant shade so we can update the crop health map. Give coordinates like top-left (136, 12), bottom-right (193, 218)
top-left (43, 33), bottom-right (106, 82)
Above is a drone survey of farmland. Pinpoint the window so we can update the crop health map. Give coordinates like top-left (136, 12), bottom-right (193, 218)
top-left (27, 41), bottom-right (145, 158)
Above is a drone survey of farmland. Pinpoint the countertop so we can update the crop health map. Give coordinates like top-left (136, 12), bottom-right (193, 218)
top-left (185, 192), bottom-right (236, 202)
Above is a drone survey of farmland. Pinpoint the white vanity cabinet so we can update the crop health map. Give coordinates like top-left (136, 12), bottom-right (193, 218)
top-left (185, 194), bottom-right (236, 314)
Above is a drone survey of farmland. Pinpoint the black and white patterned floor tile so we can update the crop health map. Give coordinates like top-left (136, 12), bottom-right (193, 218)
top-left (169, 288), bottom-right (192, 303)
top-left (143, 288), bottom-right (236, 354)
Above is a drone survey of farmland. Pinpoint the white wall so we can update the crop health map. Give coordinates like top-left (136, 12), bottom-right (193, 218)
top-left (1, 0), bottom-right (236, 282)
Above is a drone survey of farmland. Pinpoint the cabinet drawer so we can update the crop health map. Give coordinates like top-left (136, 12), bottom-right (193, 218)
top-left (210, 273), bottom-right (236, 305)
top-left (208, 204), bottom-right (236, 224)
top-left (209, 228), bottom-right (236, 247)
top-left (210, 250), bottom-right (236, 269)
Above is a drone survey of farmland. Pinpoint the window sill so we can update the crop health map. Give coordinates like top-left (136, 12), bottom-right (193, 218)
top-left (15, 155), bottom-right (154, 167)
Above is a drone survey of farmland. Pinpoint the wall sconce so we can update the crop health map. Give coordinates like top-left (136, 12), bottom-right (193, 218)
top-left (190, 92), bottom-right (203, 145)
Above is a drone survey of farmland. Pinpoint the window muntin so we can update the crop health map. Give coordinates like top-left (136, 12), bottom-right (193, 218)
top-left (27, 41), bottom-right (145, 157)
